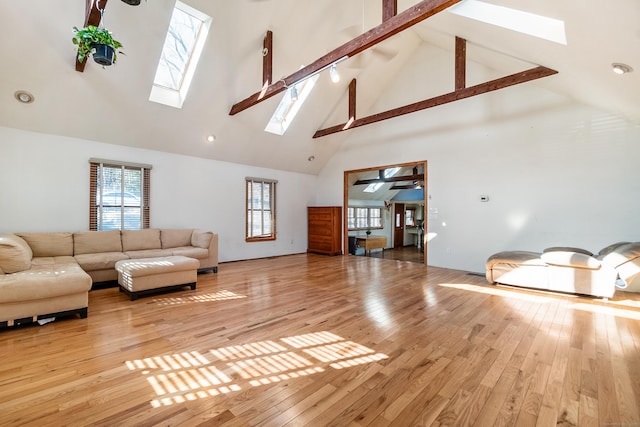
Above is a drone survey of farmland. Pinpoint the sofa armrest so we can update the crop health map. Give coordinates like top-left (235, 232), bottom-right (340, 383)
top-left (540, 251), bottom-right (601, 270)
top-left (543, 246), bottom-right (593, 256)
top-left (191, 230), bottom-right (218, 271)
top-left (602, 242), bottom-right (640, 284)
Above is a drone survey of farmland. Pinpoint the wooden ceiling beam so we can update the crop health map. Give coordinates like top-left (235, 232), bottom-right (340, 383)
top-left (76, 0), bottom-right (108, 72)
top-left (383, 0), bottom-right (398, 22)
top-left (229, 0), bottom-right (463, 115)
top-left (455, 36), bottom-right (466, 91)
top-left (390, 184), bottom-right (420, 190)
top-left (263, 31), bottom-right (273, 86)
top-left (354, 173), bottom-right (424, 185)
top-left (314, 65), bottom-right (557, 138)
top-left (348, 79), bottom-right (357, 122)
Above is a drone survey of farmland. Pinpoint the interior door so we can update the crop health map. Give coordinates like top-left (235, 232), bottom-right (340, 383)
top-left (394, 203), bottom-right (405, 248)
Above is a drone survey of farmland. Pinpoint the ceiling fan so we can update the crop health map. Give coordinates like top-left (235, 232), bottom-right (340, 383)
top-left (339, 24), bottom-right (399, 69)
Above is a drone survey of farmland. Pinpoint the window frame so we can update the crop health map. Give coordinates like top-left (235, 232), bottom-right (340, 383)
top-left (347, 206), bottom-right (383, 231)
top-left (89, 159), bottom-right (151, 231)
top-left (245, 177), bottom-right (277, 242)
top-left (149, 1), bottom-right (212, 109)
top-left (405, 209), bottom-right (415, 227)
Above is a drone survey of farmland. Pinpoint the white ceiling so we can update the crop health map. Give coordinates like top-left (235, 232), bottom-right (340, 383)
top-left (1, 0), bottom-right (638, 175)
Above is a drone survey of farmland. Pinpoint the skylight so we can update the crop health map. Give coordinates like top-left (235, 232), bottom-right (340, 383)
top-left (149, 1), bottom-right (211, 109)
top-left (265, 74), bottom-right (319, 135)
top-left (364, 167), bottom-right (401, 193)
top-left (449, 0), bottom-right (567, 45)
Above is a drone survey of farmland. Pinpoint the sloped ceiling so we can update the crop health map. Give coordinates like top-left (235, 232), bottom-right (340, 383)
top-left (0, 0), bottom-right (638, 175)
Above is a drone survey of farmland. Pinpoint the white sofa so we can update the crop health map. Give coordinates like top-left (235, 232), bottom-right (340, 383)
top-left (486, 242), bottom-right (640, 298)
top-left (0, 229), bottom-right (218, 327)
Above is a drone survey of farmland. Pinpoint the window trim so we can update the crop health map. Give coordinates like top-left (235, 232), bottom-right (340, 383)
top-left (89, 159), bottom-right (151, 231)
top-left (245, 177), bottom-right (277, 242)
top-left (149, 1), bottom-right (212, 109)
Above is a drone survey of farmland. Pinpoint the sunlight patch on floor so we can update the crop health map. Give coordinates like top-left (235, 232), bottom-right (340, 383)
top-left (153, 290), bottom-right (247, 306)
top-left (438, 282), bottom-right (640, 320)
top-left (438, 282), bottom-right (559, 303)
top-left (570, 303), bottom-right (640, 321)
top-left (126, 331), bottom-right (388, 407)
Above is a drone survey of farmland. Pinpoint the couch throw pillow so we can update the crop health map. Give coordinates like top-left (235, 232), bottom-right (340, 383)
top-left (0, 234), bottom-right (33, 273)
top-left (191, 230), bottom-right (213, 249)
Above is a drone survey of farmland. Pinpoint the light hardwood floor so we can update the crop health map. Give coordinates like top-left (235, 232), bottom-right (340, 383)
top-left (1, 254), bottom-right (639, 426)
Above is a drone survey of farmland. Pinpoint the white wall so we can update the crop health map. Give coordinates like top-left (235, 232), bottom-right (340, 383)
top-left (0, 126), bottom-right (316, 262)
top-left (315, 47), bottom-right (640, 273)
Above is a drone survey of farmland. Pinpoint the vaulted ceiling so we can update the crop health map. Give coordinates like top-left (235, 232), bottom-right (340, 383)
top-left (1, 0), bottom-right (638, 175)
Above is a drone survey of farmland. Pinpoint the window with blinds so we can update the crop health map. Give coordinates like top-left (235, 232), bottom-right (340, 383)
top-left (246, 177), bottom-right (277, 241)
top-left (89, 159), bottom-right (151, 231)
top-left (347, 207), bottom-right (383, 231)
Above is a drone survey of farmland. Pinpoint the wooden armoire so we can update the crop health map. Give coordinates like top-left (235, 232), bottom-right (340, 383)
top-left (307, 206), bottom-right (342, 256)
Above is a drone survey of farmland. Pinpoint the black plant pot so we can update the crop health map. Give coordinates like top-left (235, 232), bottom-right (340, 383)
top-left (121, 0), bottom-right (141, 5)
top-left (92, 44), bottom-right (115, 66)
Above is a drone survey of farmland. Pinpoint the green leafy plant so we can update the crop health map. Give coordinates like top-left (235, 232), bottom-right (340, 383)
top-left (72, 25), bottom-right (123, 64)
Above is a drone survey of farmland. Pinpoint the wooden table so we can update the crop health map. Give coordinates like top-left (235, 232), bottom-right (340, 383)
top-left (356, 236), bottom-right (387, 256)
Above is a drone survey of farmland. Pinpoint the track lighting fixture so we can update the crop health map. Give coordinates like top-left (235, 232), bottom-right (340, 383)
top-left (329, 63), bottom-right (340, 83)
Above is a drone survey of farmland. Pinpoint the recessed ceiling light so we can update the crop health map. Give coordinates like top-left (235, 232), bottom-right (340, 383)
top-left (206, 134), bottom-right (216, 142)
top-left (14, 90), bottom-right (34, 104)
top-left (612, 63), bottom-right (633, 75)
top-left (308, 155), bottom-right (315, 162)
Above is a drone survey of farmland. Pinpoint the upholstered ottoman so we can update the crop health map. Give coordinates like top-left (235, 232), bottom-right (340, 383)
top-left (115, 256), bottom-right (199, 300)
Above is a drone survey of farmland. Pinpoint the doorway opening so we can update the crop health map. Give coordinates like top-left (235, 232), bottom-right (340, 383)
top-left (343, 161), bottom-right (427, 265)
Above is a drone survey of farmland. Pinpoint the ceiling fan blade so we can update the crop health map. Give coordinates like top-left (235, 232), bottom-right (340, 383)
top-left (339, 24), bottom-right (361, 40)
top-left (346, 46), bottom-right (398, 69)
top-left (371, 46), bottom-right (398, 61)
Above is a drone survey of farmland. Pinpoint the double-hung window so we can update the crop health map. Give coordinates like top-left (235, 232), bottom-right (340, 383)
top-left (246, 177), bottom-right (277, 241)
top-left (89, 159), bottom-right (151, 231)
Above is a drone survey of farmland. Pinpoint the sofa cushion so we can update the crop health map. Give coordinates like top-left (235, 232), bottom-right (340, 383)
top-left (16, 232), bottom-right (73, 257)
top-left (121, 229), bottom-right (161, 251)
top-left (486, 251), bottom-right (546, 268)
top-left (540, 251), bottom-right (601, 270)
top-left (0, 257), bottom-right (91, 304)
top-left (161, 229), bottom-right (193, 249)
top-left (0, 234), bottom-right (33, 273)
top-left (597, 242), bottom-right (631, 258)
top-left (125, 249), bottom-right (172, 259)
top-left (74, 230), bottom-right (122, 255)
top-left (74, 252), bottom-right (130, 271)
top-left (171, 246), bottom-right (209, 260)
top-left (601, 242), bottom-right (640, 267)
top-left (191, 230), bottom-right (213, 249)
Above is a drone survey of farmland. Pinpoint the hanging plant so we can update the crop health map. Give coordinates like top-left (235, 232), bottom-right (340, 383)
top-left (72, 25), bottom-right (123, 66)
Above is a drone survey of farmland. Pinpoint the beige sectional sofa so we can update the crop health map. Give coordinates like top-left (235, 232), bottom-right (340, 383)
top-left (486, 242), bottom-right (640, 298)
top-left (0, 229), bottom-right (218, 327)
